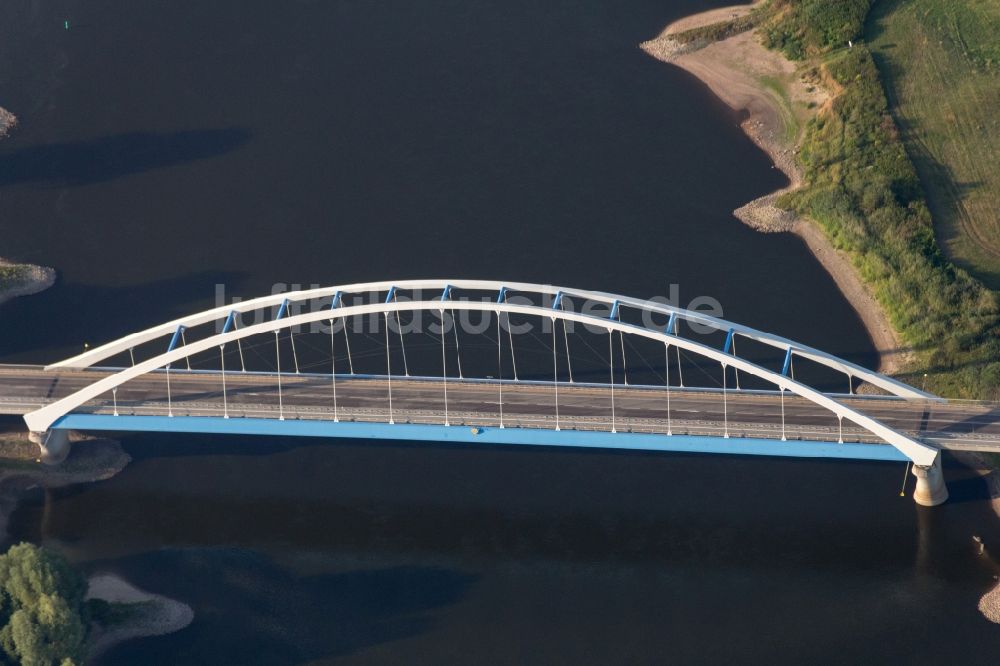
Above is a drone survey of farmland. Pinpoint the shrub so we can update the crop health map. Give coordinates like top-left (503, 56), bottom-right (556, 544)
top-left (0, 543), bottom-right (88, 666)
top-left (762, 1), bottom-right (1000, 397)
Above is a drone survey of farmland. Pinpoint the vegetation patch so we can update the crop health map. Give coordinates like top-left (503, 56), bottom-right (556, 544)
top-left (868, 0), bottom-right (1000, 289)
top-left (86, 598), bottom-right (151, 628)
top-left (758, 1), bottom-right (1000, 398)
top-left (670, 1), bottom-right (1000, 398)
top-left (0, 543), bottom-right (89, 665)
top-left (669, 3), bottom-right (774, 46)
top-left (782, 49), bottom-right (1000, 397)
top-left (761, 0), bottom-right (871, 60)
top-left (0, 265), bottom-right (29, 291)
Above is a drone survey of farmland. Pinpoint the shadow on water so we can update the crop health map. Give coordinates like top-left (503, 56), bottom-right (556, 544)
top-left (0, 128), bottom-right (251, 188)
top-left (0, 270), bottom-right (246, 360)
top-left (92, 548), bottom-right (476, 665)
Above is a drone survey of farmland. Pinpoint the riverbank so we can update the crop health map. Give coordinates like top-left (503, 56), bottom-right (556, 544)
top-left (640, 3), bottom-right (909, 375)
top-left (86, 573), bottom-right (194, 660)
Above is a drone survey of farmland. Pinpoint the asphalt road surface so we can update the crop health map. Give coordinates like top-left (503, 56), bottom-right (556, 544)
top-left (0, 365), bottom-right (997, 452)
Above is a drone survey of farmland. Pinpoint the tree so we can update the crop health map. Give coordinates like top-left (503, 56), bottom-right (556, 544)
top-left (0, 543), bottom-right (88, 665)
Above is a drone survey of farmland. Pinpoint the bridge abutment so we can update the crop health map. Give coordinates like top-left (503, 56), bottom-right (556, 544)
top-left (28, 429), bottom-right (70, 465)
top-left (912, 455), bottom-right (948, 507)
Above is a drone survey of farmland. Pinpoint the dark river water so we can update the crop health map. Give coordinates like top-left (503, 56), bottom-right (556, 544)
top-left (1, 0), bottom-right (999, 662)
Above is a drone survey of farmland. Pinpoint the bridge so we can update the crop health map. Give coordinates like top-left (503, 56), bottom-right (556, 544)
top-left (3, 279), bottom-right (999, 506)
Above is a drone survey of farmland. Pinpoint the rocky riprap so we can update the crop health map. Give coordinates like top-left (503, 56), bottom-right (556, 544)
top-left (0, 107), bottom-right (16, 139)
top-left (733, 192), bottom-right (798, 233)
top-left (638, 36), bottom-right (706, 63)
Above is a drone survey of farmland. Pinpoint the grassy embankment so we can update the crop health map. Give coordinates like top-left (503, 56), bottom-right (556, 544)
top-left (675, 0), bottom-right (1000, 399)
top-left (867, 0), bottom-right (1000, 290)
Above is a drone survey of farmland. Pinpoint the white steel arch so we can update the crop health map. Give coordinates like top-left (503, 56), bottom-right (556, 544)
top-left (46, 280), bottom-right (934, 401)
top-left (25, 297), bottom-right (941, 465)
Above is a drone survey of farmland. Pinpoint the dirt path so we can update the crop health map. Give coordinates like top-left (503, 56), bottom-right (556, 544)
top-left (640, 4), bottom-right (910, 375)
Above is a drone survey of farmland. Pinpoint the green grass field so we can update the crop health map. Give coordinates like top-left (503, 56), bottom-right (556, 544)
top-left (868, 0), bottom-right (1000, 289)
top-left (670, 0), bottom-right (1000, 397)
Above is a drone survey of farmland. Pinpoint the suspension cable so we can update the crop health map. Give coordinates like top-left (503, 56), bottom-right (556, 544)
top-left (384, 313), bottom-right (394, 424)
top-left (665, 342), bottom-right (672, 436)
top-left (166, 362), bottom-right (173, 417)
top-left (451, 308), bottom-right (464, 379)
top-left (393, 292), bottom-right (410, 376)
top-left (180, 330), bottom-right (192, 371)
top-left (496, 309), bottom-right (503, 428)
top-left (220, 344), bottom-right (228, 419)
top-left (129, 347), bottom-right (135, 367)
top-left (440, 309), bottom-right (449, 426)
top-left (290, 330), bottom-right (301, 374)
top-left (732, 335), bottom-right (741, 390)
top-left (343, 316), bottom-right (355, 374)
top-left (504, 292), bottom-right (518, 380)
top-left (676, 345), bottom-right (684, 387)
top-left (275, 331), bottom-right (284, 421)
top-left (838, 415), bottom-right (844, 444)
top-left (616, 309), bottom-right (628, 386)
top-left (233, 317), bottom-right (247, 372)
top-left (609, 329), bottom-right (616, 433)
top-left (329, 319), bottom-right (339, 422)
top-left (722, 362), bottom-right (729, 439)
top-left (560, 302), bottom-right (574, 383)
top-left (780, 386), bottom-right (786, 441)
top-left (552, 318), bottom-right (559, 430)
top-left (112, 387), bottom-right (118, 417)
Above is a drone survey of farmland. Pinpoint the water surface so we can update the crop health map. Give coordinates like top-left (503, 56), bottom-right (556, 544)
top-left (2, 0), bottom-right (999, 663)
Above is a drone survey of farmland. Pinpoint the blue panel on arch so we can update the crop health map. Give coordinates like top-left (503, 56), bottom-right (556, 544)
top-left (50, 414), bottom-right (907, 462)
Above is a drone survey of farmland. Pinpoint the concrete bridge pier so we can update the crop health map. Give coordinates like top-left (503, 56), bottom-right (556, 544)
top-left (28, 429), bottom-right (70, 465)
top-left (912, 455), bottom-right (949, 506)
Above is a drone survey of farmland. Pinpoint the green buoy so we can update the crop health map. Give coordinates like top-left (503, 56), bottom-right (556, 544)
top-left (64, 20), bottom-right (70, 30)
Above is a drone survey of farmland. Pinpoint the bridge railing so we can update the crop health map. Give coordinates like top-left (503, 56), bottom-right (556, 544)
top-left (62, 392), bottom-right (878, 445)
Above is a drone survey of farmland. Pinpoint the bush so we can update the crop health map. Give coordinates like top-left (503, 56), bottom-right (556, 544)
top-left (0, 543), bottom-right (88, 666)
top-left (762, 0), bottom-right (872, 59)
top-left (763, 1), bottom-right (1000, 397)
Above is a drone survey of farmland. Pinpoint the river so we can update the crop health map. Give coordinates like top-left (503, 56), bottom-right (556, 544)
top-left (1, 0), bottom-right (998, 662)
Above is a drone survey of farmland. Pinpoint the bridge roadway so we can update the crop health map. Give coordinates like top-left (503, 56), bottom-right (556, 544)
top-left (0, 365), bottom-right (998, 452)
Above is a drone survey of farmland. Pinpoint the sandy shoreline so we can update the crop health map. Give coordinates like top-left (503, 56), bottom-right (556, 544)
top-left (86, 573), bottom-right (194, 659)
top-left (640, 3), bottom-right (909, 375)
top-left (641, 9), bottom-right (1000, 621)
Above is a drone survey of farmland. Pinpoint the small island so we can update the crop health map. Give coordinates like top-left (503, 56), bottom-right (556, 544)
top-left (0, 259), bottom-right (56, 308)
top-left (0, 106), bottom-right (57, 307)
top-left (0, 434), bottom-right (194, 659)
top-left (0, 542), bottom-right (193, 664)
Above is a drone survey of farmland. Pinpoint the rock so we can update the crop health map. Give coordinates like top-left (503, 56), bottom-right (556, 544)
top-left (0, 107), bottom-right (17, 139)
top-left (638, 36), bottom-right (706, 62)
